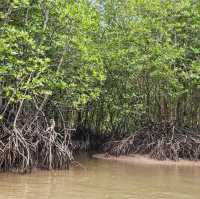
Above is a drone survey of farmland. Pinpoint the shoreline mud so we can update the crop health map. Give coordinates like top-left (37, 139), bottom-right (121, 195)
top-left (93, 153), bottom-right (200, 167)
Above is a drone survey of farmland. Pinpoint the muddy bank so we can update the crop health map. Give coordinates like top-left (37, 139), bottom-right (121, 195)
top-left (93, 154), bottom-right (200, 167)
top-left (102, 122), bottom-right (200, 161)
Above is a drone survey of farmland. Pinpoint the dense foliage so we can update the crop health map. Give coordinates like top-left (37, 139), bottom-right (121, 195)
top-left (1, 0), bottom-right (200, 136)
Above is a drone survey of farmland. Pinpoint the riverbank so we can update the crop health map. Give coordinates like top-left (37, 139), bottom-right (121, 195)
top-left (93, 153), bottom-right (200, 167)
top-left (102, 123), bottom-right (200, 161)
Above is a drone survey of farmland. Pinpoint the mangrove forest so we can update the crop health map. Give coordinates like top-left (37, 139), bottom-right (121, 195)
top-left (1, 0), bottom-right (200, 173)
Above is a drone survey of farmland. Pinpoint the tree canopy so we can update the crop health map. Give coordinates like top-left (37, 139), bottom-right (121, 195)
top-left (1, 0), bottom-right (200, 134)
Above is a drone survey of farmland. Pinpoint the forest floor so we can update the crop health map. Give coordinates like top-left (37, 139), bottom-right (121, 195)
top-left (93, 153), bottom-right (200, 167)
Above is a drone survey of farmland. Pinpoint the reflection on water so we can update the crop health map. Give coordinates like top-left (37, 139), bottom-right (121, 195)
top-left (0, 154), bottom-right (200, 199)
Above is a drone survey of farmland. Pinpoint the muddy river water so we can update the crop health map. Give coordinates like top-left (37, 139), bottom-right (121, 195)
top-left (0, 155), bottom-right (200, 199)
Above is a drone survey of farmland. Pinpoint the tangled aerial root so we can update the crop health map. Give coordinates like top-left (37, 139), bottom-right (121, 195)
top-left (103, 122), bottom-right (200, 161)
top-left (0, 119), bottom-right (73, 173)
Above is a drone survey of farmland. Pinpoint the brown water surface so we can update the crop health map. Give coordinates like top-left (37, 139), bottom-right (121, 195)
top-left (0, 155), bottom-right (199, 199)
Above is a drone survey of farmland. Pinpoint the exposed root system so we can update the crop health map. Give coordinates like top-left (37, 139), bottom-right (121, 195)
top-left (103, 122), bottom-right (200, 161)
top-left (0, 117), bottom-right (73, 173)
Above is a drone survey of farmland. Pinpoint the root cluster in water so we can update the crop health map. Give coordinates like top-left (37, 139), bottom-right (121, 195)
top-left (0, 117), bottom-right (73, 173)
top-left (103, 122), bottom-right (200, 161)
